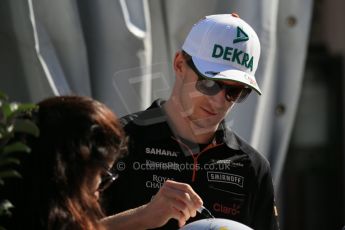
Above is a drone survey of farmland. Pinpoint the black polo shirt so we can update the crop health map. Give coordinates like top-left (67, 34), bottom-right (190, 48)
top-left (103, 99), bottom-right (279, 230)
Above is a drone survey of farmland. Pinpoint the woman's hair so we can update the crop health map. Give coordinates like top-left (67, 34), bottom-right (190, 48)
top-left (10, 96), bottom-right (125, 230)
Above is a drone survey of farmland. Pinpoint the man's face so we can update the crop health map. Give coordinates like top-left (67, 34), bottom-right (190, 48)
top-left (178, 62), bottom-right (242, 132)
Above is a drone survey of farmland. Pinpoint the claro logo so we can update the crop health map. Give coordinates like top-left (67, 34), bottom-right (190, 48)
top-left (213, 203), bottom-right (241, 216)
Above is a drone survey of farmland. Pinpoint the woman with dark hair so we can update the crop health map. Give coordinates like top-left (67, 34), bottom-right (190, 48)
top-left (27, 95), bottom-right (124, 230)
top-left (5, 96), bottom-right (202, 230)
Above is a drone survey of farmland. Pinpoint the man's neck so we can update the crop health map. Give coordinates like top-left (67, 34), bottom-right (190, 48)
top-left (163, 99), bottom-right (217, 144)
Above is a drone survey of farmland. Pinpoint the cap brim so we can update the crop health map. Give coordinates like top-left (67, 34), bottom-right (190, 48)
top-left (192, 56), bottom-right (262, 95)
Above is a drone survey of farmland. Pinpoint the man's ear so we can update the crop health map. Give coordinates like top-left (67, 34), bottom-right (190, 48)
top-left (173, 51), bottom-right (186, 77)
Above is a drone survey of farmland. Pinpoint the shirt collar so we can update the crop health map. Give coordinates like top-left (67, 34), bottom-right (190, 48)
top-left (133, 99), bottom-right (241, 150)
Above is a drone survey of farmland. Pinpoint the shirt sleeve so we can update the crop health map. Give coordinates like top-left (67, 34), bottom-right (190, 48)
top-left (251, 162), bottom-right (280, 230)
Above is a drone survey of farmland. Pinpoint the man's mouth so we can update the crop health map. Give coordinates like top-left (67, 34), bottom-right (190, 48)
top-left (201, 107), bottom-right (217, 116)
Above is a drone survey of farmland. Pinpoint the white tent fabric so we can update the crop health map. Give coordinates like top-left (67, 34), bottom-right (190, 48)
top-left (1, 0), bottom-right (57, 102)
top-left (255, 0), bottom-right (313, 185)
top-left (0, 0), bottom-right (313, 192)
top-left (31, 0), bottom-right (91, 97)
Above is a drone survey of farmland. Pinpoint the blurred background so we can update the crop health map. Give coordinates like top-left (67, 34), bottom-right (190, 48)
top-left (0, 0), bottom-right (344, 229)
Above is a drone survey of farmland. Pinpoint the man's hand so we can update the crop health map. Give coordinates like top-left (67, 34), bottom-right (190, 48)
top-left (101, 180), bottom-right (203, 230)
top-left (142, 180), bottom-right (203, 228)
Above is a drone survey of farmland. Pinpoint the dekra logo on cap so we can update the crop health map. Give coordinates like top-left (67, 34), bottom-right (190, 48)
top-left (233, 27), bottom-right (249, 43)
top-left (211, 27), bottom-right (253, 71)
top-left (211, 43), bottom-right (254, 71)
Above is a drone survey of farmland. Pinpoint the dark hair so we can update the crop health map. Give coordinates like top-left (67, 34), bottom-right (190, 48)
top-left (182, 50), bottom-right (205, 78)
top-left (7, 96), bottom-right (125, 230)
top-left (182, 50), bottom-right (192, 61)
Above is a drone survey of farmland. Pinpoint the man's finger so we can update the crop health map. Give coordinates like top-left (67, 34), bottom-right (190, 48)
top-left (164, 180), bottom-right (203, 206)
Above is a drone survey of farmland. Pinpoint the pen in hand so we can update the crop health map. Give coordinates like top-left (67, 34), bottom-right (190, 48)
top-left (197, 206), bottom-right (215, 219)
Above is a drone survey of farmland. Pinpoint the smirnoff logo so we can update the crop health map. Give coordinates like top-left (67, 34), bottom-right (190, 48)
top-left (207, 172), bottom-right (244, 188)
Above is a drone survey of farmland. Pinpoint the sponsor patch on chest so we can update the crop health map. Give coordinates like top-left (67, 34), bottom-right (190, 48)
top-left (212, 202), bottom-right (241, 216)
top-left (207, 171), bottom-right (244, 188)
top-left (145, 147), bottom-right (179, 157)
top-left (145, 174), bottom-right (175, 189)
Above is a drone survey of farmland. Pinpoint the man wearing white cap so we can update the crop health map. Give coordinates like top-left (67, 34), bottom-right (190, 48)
top-left (104, 13), bottom-right (279, 230)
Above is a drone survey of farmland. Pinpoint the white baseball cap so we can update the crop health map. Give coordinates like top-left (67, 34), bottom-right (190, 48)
top-left (182, 13), bottom-right (262, 95)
